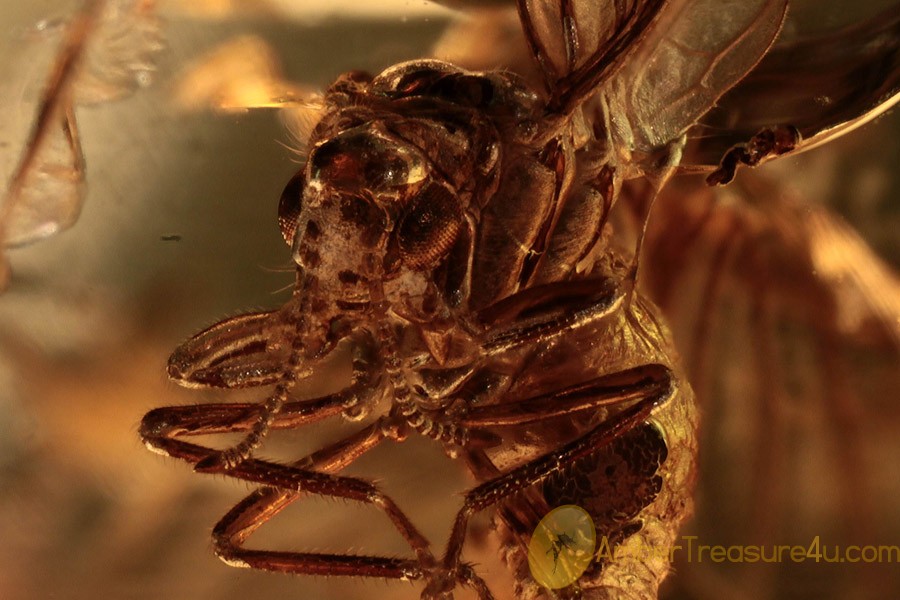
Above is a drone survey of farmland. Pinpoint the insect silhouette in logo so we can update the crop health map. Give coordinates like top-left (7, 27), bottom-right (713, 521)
top-left (137, 1), bottom-right (900, 599)
top-left (547, 532), bottom-right (577, 571)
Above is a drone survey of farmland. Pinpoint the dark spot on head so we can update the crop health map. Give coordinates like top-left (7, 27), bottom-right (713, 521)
top-left (298, 246), bottom-right (321, 269)
top-left (304, 220), bottom-right (321, 241)
top-left (337, 270), bottom-right (363, 285)
top-left (336, 299), bottom-right (371, 312)
top-left (340, 195), bottom-right (387, 248)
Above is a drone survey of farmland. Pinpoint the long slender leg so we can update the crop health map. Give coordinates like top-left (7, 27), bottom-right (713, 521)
top-left (141, 377), bottom-right (443, 577)
top-left (191, 321), bottom-right (370, 471)
top-left (141, 394), bottom-right (348, 464)
top-left (143, 398), bottom-right (466, 590)
top-left (209, 422), bottom-right (431, 581)
top-left (166, 309), bottom-right (292, 389)
top-left (141, 346), bottom-right (376, 465)
top-left (423, 367), bottom-right (674, 598)
top-left (213, 422), bottom-right (388, 560)
top-left (193, 275), bottom-right (350, 471)
top-left (460, 364), bottom-right (670, 428)
top-left (479, 279), bottom-right (624, 357)
top-left (196, 317), bottom-right (312, 469)
top-left (212, 364), bottom-right (668, 599)
top-left (200, 435), bottom-right (496, 597)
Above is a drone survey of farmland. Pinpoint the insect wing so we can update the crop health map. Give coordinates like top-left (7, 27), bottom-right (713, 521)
top-left (608, 0), bottom-right (788, 152)
top-left (681, 6), bottom-right (900, 170)
top-left (1, 105), bottom-right (85, 248)
top-left (514, 0), bottom-right (668, 111)
top-left (73, 0), bottom-right (162, 105)
top-left (1, 0), bottom-right (162, 252)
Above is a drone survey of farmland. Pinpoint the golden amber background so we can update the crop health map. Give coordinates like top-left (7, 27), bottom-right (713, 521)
top-left (0, 1), bottom-right (897, 599)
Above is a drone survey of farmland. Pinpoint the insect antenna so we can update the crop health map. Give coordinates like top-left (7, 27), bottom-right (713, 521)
top-left (192, 273), bottom-right (319, 472)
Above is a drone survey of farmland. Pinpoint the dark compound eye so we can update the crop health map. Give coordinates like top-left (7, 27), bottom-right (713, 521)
top-left (397, 183), bottom-right (464, 271)
top-left (277, 170), bottom-right (305, 246)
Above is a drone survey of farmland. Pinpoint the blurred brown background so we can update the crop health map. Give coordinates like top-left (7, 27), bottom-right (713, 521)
top-left (0, 1), bottom-right (897, 599)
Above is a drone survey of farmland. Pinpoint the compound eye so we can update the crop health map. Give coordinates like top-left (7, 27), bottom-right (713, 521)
top-left (397, 183), bottom-right (463, 271)
top-left (278, 170), bottom-right (305, 246)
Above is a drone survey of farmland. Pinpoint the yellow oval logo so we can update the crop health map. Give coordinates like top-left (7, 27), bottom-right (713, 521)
top-left (527, 505), bottom-right (596, 589)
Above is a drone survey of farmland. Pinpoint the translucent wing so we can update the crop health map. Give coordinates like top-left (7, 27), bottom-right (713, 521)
top-left (74, 0), bottom-right (162, 105)
top-left (1, 0), bottom-right (162, 267)
top-left (434, 0), bottom-right (788, 154)
top-left (1, 2), bottom-right (98, 253)
top-left (607, 0), bottom-right (788, 152)
top-left (514, 0), bottom-right (669, 112)
top-left (2, 105), bottom-right (85, 249)
top-left (682, 6), bottom-right (900, 171)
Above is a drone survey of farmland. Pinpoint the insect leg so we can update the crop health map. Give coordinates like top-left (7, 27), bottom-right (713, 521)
top-left (143, 367), bottom-right (484, 591)
top-left (479, 278), bottom-right (624, 357)
top-left (460, 364), bottom-right (670, 428)
top-left (207, 421), bottom-right (436, 582)
top-left (706, 126), bottom-right (800, 186)
top-left (142, 332), bottom-right (381, 464)
top-left (145, 406), bottom-right (445, 581)
top-left (140, 392), bottom-right (349, 465)
top-left (427, 366), bottom-right (674, 598)
top-left (166, 309), bottom-right (294, 389)
top-left (181, 310), bottom-right (369, 471)
top-left (211, 422), bottom-right (385, 565)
